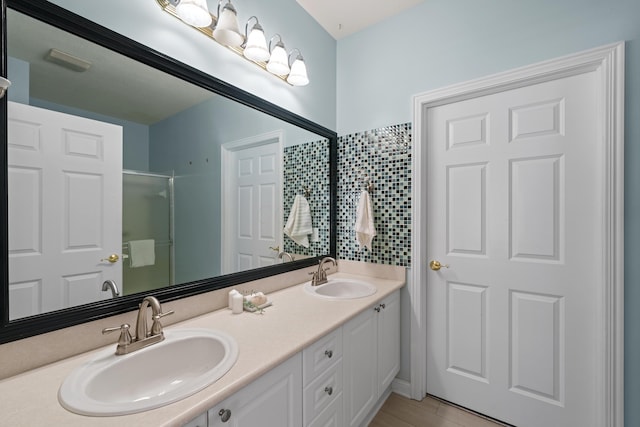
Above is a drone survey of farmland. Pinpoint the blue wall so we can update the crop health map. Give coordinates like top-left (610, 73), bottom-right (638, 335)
top-left (7, 57), bottom-right (29, 104)
top-left (337, 0), bottom-right (640, 424)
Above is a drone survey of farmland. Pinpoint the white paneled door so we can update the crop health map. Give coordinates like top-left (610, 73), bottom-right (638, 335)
top-left (222, 136), bottom-right (282, 274)
top-left (8, 102), bottom-right (122, 319)
top-left (426, 72), bottom-right (601, 426)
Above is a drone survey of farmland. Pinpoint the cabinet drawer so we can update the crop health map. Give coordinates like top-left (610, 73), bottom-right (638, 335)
top-left (303, 359), bottom-right (343, 425)
top-left (308, 391), bottom-right (343, 427)
top-left (303, 327), bottom-right (342, 385)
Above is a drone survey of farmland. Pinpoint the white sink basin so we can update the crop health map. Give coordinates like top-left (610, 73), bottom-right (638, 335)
top-left (304, 278), bottom-right (377, 299)
top-left (58, 328), bottom-right (238, 416)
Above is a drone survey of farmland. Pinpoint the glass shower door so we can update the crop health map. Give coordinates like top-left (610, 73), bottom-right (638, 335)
top-left (122, 171), bottom-right (174, 295)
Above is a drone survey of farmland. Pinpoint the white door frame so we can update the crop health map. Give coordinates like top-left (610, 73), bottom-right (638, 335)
top-left (410, 42), bottom-right (624, 426)
top-left (220, 130), bottom-right (284, 274)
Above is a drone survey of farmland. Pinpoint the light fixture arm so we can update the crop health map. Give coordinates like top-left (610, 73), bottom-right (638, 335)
top-left (288, 48), bottom-right (303, 65)
top-left (269, 34), bottom-right (285, 52)
top-left (216, 0), bottom-right (236, 22)
top-left (243, 16), bottom-right (261, 47)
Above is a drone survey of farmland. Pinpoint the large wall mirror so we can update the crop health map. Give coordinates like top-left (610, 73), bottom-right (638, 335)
top-left (0, 0), bottom-right (337, 343)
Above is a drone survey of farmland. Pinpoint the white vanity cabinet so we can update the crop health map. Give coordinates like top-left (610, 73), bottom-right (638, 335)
top-left (182, 289), bottom-right (401, 427)
top-left (207, 353), bottom-right (302, 427)
top-left (343, 290), bottom-right (400, 427)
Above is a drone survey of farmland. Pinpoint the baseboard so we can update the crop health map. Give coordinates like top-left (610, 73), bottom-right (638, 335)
top-left (391, 378), bottom-right (412, 399)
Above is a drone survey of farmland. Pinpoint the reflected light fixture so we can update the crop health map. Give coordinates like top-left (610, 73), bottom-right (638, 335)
top-left (176, 0), bottom-right (212, 27)
top-left (287, 49), bottom-right (309, 86)
top-left (266, 35), bottom-right (290, 76)
top-left (0, 76), bottom-right (10, 99)
top-left (155, 0), bottom-right (309, 86)
top-left (213, 0), bottom-right (244, 47)
top-left (243, 16), bottom-right (270, 62)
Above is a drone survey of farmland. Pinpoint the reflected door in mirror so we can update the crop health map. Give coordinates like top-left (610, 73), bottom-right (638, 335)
top-left (222, 136), bottom-right (282, 274)
top-left (8, 102), bottom-right (123, 319)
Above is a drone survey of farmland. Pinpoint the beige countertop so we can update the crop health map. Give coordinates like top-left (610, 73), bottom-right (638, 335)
top-left (0, 271), bottom-right (404, 427)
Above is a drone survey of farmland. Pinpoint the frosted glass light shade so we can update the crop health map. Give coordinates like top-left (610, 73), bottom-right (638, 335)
top-left (213, 4), bottom-right (244, 47)
top-left (267, 44), bottom-right (290, 75)
top-left (176, 0), bottom-right (212, 28)
top-left (243, 26), bottom-right (270, 62)
top-left (287, 57), bottom-right (309, 86)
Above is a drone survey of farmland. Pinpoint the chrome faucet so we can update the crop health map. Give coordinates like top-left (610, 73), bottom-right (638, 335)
top-left (101, 280), bottom-right (120, 297)
top-left (102, 295), bottom-right (174, 355)
top-left (310, 257), bottom-right (337, 286)
top-left (278, 251), bottom-right (294, 262)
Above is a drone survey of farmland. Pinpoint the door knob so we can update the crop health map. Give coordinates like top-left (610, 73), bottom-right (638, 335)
top-left (101, 254), bottom-right (119, 263)
top-left (429, 260), bottom-right (449, 271)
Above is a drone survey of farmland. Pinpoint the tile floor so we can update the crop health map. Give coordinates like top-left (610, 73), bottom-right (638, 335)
top-left (370, 393), bottom-right (508, 427)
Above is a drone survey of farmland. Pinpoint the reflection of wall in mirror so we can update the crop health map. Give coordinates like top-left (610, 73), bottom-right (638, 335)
top-left (283, 139), bottom-right (331, 257)
top-left (149, 96), bottom-right (327, 280)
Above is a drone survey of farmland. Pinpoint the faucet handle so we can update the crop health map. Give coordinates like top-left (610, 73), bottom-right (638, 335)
top-left (150, 310), bottom-right (174, 335)
top-left (102, 323), bottom-right (133, 346)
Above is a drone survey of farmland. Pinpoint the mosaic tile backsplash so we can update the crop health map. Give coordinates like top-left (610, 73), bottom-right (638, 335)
top-left (283, 139), bottom-right (331, 257)
top-left (337, 123), bottom-right (412, 267)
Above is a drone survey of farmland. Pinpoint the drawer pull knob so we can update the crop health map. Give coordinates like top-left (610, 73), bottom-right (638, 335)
top-left (219, 408), bottom-right (231, 422)
top-left (374, 306), bottom-right (381, 312)
top-left (324, 386), bottom-right (333, 396)
top-left (324, 350), bottom-right (333, 358)
top-left (380, 303), bottom-right (386, 309)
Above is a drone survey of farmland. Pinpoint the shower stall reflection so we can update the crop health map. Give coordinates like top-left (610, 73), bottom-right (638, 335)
top-left (122, 170), bottom-right (175, 295)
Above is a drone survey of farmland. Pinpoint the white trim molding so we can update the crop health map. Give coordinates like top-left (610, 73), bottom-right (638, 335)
top-left (410, 42), bottom-right (624, 426)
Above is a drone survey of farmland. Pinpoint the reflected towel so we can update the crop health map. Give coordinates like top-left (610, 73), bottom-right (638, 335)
top-left (355, 190), bottom-right (376, 250)
top-left (283, 195), bottom-right (313, 248)
top-left (128, 239), bottom-right (155, 268)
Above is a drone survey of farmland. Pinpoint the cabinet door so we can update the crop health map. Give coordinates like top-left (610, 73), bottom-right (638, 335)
top-left (377, 291), bottom-right (401, 395)
top-left (342, 307), bottom-right (377, 427)
top-left (208, 354), bottom-right (302, 427)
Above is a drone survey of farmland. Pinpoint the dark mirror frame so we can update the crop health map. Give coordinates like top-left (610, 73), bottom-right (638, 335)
top-left (0, 0), bottom-right (337, 344)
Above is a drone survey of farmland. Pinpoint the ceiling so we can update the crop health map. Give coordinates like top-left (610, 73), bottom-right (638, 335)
top-left (7, 9), bottom-right (214, 125)
top-left (296, 0), bottom-right (426, 39)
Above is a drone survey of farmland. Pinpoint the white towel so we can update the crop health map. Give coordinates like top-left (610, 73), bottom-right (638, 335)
top-left (355, 190), bottom-right (376, 250)
top-left (283, 195), bottom-right (313, 248)
top-left (128, 239), bottom-right (155, 268)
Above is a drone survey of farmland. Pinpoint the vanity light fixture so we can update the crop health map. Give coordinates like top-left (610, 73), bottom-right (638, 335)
top-left (155, 0), bottom-right (309, 86)
top-left (212, 0), bottom-right (244, 47)
top-left (266, 35), bottom-right (290, 76)
top-left (243, 16), bottom-right (270, 62)
top-left (287, 49), bottom-right (309, 87)
top-left (175, 0), bottom-right (212, 27)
